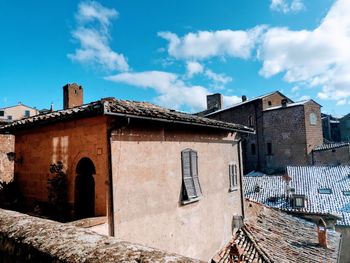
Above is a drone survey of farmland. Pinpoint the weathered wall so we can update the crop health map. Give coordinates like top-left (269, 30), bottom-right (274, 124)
top-left (262, 106), bottom-right (308, 173)
top-left (111, 122), bottom-right (243, 261)
top-left (340, 114), bottom-right (350, 142)
top-left (312, 146), bottom-right (350, 165)
top-left (335, 226), bottom-right (350, 263)
top-left (261, 92), bottom-right (291, 110)
top-left (0, 208), bottom-right (201, 263)
top-left (13, 116), bottom-right (109, 217)
top-left (0, 135), bottom-right (14, 183)
top-left (208, 101), bottom-right (261, 173)
top-left (304, 101), bottom-right (323, 162)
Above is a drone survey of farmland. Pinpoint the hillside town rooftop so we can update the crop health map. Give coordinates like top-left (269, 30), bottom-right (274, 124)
top-left (244, 166), bottom-right (350, 226)
top-left (0, 98), bottom-right (254, 134)
top-left (313, 142), bottom-right (350, 152)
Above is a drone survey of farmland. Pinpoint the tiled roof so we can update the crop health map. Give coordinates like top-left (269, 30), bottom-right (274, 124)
top-left (313, 142), bottom-right (350, 152)
top-left (0, 98), bottom-right (254, 134)
top-left (262, 99), bottom-right (315, 112)
top-left (205, 91), bottom-right (292, 117)
top-left (213, 200), bottom-right (341, 263)
top-left (244, 166), bottom-right (350, 226)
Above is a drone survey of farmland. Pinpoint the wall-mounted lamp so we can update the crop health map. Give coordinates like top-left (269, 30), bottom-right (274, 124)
top-left (7, 152), bottom-right (23, 164)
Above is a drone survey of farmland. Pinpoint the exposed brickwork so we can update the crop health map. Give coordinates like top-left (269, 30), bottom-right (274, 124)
top-left (304, 101), bottom-right (323, 158)
top-left (0, 135), bottom-right (14, 183)
top-left (63, 83), bottom-right (83, 109)
top-left (313, 145), bottom-right (350, 165)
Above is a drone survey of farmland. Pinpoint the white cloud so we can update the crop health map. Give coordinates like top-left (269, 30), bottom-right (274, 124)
top-left (158, 26), bottom-right (266, 60)
top-left (186, 61), bottom-right (204, 78)
top-left (105, 71), bottom-right (238, 111)
top-left (270, 0), bottom-right (305, 13)
top-left (258, 0), bottom-right (350, 102)
top-left (291, 86), bottom-right (300, 93)
top-left (68, 1), bottom-right (129, 71)
top-left (336, 99), bottom-right (347, 105)
top-left (204, 69), bottom-right (232, 89)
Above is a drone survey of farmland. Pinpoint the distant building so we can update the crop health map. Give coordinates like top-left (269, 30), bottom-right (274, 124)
top-left (340, 113), bottom-right (350, 142)
top-left (312, 142), bottom-right (350, 165)
top-left (244, 166), bottom-right (350, 263)
top-left (203, 91), bottom-right (323, 174)
top-left (213, 200), bottom-right (341, 263)
top-left (0, 83), bottom-right (254, 261)
top-left (0, 103), bottom-right (39, 122)
top-left (322, 113), bottom-right (341, 142)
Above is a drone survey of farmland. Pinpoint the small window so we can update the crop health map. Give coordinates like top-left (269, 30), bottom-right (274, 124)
top-left (318, 188), bottom-right (332, 194)
top-left (343, 191), bottom-right (350, 196)
top-left (0, 110), bottom-right (4, 117)
top-left (310, 113), bottom-right (317, 125)
top-left (248, 115), bottom-right (254, 127)
top-left (292, 195), bottom-right (305, 208)
top-left (7, 115), bottom-right (12, 120)
top-left (24, 110), bottom-right (30, 117)
top-left (251, 143), bottom-right (256, 155)
top-left (181, 149), bottom-right (202, 204)
top-left (268, 101), bottom-right (272, 106)
top-left (267, 142), bottom-right (272, 155)
top-left (229, 164), bottom-right (238, 191)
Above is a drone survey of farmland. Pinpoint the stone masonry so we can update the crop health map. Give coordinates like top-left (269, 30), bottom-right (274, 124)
top-left (0, 134), bottom-right (14, 184)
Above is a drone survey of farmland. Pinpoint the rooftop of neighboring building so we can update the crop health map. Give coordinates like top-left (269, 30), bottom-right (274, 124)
top-left (0, 97), bottom-right (255, 134)
top-left (313, 142), bottom-right (350, 152)
top-left (244, 166), bottom-right (350, 226)
top-left (204, 91), bottom-right (293, 117)
top-left (212, 200), bottom-right (341, 263)
top-left (262, 99), bottom-right (321, 112)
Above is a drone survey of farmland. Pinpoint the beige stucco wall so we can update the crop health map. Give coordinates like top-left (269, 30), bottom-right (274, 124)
top-left (0, 104), bottom-right (38, 121)
top-left (110, 123), bottom-right (243, 261)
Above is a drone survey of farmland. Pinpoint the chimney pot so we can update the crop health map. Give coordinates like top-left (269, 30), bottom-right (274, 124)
top-left (242, 95), bottom-right (247, 102)
top-left (281, 99), bottom-right (288, 107)
top-left (317, 219), bottom-right (327, 248)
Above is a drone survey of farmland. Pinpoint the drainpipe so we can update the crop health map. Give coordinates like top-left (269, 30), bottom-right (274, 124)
top-left (237, 138), bottom-right (245, 219)
top-left (106, 126), bottom-right (115, 236)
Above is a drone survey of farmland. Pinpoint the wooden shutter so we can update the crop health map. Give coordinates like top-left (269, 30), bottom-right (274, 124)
top-left (190, 150), bottom-right (202, 196)
top-left (182, 150), bottom-right (196, 198)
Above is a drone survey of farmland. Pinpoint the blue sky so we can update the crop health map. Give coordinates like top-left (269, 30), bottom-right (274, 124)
top-left (1, 0), bottom-right (349, 115)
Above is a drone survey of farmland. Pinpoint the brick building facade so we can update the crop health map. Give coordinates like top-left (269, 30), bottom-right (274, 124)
top-left (204, 92), bottom-right (323, 174)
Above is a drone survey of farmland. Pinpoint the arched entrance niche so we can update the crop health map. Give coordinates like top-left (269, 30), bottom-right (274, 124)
top-left (74, 157), bottom-right (96, 220)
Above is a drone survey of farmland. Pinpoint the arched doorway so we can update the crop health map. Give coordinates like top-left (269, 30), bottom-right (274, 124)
top-left (74, 157), bottom-right (96, 220)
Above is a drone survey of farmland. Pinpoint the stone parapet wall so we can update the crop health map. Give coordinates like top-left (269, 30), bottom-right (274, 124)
top-left (0, 208), bottom-right (202, 263)
top-left (0, 134), bottom-right (14, 183)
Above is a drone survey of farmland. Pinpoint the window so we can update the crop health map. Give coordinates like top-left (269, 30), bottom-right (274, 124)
top-left (343, 191), bottom-right (350, 196)
top-left (309, 113), bottom-right (317, 125)
top-left (181, 149), bottom-right (202, 203)
top-left (318, 188), bottom-right (332, 194)
top-left (7, 115), bottom-right (12, 120)
top-left (229, 164), bottom-right (238, 191)
top-left (268, 101), bottom-right (272, 106)
top-left (24, 110), bottom-right (30, 117)
top-left (0, 110), bottom-right (4, 117)
top-left (248, 115), bottom-right (254, 127)
top-left (251, 143), bottom-right (256, 155)
top-left (267, 142), bottom-right (272, 155)
top-left (292, 195), bottom-right (305, 208)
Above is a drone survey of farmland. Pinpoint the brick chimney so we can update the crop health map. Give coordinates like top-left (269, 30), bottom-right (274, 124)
top-left (317, 219), bottom-right (327, 248)
top-left (207, 93), bottom-right (223, 111)
top-left (242, 95), bottom-right (247, 102)
top-left (63, 83), bottom-right (83, 109)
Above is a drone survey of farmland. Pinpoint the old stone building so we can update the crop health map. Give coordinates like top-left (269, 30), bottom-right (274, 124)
top-left (203, 91), bottom-right (323, 174)
top-left (0, 135), bottom-right (14, 184)
top-left (322, 113), bottom-right (341, 142)
top-left (0, 83), bottom-right (254, 261)
top-left (312, 143), bottom-right (350, 165)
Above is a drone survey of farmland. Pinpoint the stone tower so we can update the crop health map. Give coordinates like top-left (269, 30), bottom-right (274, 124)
top-left (63, 83), bottom-right (83, 109)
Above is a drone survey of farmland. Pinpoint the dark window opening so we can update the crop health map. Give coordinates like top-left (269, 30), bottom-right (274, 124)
top-left (248, 115), bottom-right (254, 127)
top-left (267, 143), bottom-right (272, 155)
top-left (0, 110), bottom-right (4, 117)
top-left (268, 101), bottom-right (272, 106)
top-left (7, 115), bottom-right (12, 120)
top-left (251, 143), bottom-right (256, 155)
top-left (24, 110), bottom-right (30, 117)
top-left (292, 195), bottom-right (305, 208)
top-left (181, 149), bottom-right (202, 204)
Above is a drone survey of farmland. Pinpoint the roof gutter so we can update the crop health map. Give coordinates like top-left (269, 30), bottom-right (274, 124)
top-left (103, 110), bottom-right (255, 134)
